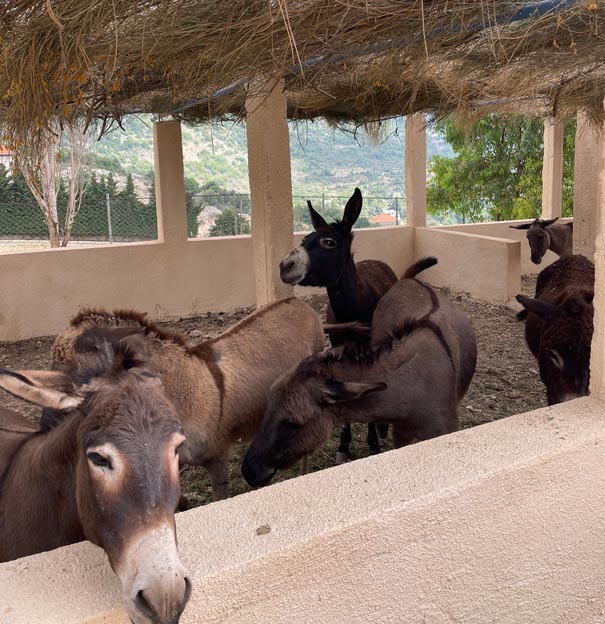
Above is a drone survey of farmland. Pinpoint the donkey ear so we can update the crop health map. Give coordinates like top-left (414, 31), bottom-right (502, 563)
top-left (341, 188), bottom-right (363, 232)
top-left (515, 294), bottom-right (562, 322)
top-left (540, 217), bottom-right (559, 228)
top-left (0, 369), bottom-right (83, 411)
top-left (509, 223), bottom-right (532, 230)
top-left (307, 200), bottom-right (328, 231)
top-left (322, 379), bottom-right (387, 404)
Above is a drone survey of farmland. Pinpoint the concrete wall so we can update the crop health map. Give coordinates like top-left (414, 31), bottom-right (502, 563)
top-left (0, 223), bottom-right (525, 340)
top-left (415, 227), bottom-right (521, 307)
top-left (436, 219), bottom-right (573, 275)
top-left (0, 227), bottom-right (414, 341)
top-left (3, 397), bottom-right (605, 623)
top-left (0, 222), bottom-right (528, 340)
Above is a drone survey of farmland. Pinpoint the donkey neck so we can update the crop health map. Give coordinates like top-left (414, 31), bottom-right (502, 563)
top-left (547, 224), bottom-right (572, 256)
top-left (0, 415), bottom-right (83, 560)
top-left (326, 256), bottom-right (368, 322)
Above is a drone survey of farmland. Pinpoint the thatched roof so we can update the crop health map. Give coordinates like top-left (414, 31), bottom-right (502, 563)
top-left (1, 1), bottom-right (604, 146)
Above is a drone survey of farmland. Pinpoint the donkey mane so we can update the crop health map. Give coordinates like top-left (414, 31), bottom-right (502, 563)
top-left (69, 308), bottom-right (190, 348)
top-left (296, 316), bottom-right (453, 376)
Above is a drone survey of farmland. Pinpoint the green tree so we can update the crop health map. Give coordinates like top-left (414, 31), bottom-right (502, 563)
top-left (427, 115), bottom-right (575, 223)
top-left (208, 208), bottom-right (251, 237)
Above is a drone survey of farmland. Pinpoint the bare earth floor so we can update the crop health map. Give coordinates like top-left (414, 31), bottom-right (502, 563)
top-left (0, 276), bottom-right (543, 507)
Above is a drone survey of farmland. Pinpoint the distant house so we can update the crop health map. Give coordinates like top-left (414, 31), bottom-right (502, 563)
top-left (0, 146), bottom-right (13, 170)
top-left (369, 212), bottom-right (397, 226)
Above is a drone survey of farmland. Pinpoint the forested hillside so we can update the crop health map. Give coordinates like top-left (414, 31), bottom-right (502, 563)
top-left (91, 116), bottom-right (452, 198)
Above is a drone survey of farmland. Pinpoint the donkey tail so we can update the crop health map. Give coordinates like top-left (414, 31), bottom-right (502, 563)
top-left (402, 257), bottom-right (438, 279)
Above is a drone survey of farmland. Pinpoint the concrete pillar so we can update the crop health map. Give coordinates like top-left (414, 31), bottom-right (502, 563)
top-left (405, 114), bottom-right (427, 227)
top-left (541, 117), bottom-right (564, 219)
top-left (573, 111), bottom-right (602, 261)
top-left (245, 77), bottom-right (294, 307)
top-left (590, 105), bottom-right (605, 398)
top-left (153, 119), bottom-right (188, 243)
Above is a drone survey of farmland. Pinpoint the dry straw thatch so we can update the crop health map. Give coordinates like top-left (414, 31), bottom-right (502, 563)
top-left (0, 1), bottom-right (604, 150)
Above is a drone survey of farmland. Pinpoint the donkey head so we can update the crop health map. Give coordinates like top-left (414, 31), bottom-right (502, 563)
top-left (510, 218), bottom-right (559, 264)
top-left (241, 352), bottom-right (386, 487)
top-left (0, 340), bottom-right (191, 624)
top-left (279, 188), bottom-right (363, 286)
top-left (516, 293), bottom-right (593, 405)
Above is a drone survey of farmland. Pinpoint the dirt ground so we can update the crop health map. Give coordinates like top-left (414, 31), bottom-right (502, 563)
top-left (0, 276), bottom-right (543, 507)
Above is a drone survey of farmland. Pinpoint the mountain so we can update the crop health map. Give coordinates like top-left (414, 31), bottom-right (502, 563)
top-left (91, 116), bottom-right (452, 201)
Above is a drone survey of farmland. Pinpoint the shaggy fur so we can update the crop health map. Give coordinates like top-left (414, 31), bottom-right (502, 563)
top-left (50, 297), bottom-right (325, 500)
top-left (279, 188), bottom-right (398, 458)
top-left (516, 254), bottom-right (594, 405)
top-left (242, 259), bottom-right (477, 487)
top-left (0, 343), bottom-right (183, 564)
top-left (510, 218), bottom-right (573, 265)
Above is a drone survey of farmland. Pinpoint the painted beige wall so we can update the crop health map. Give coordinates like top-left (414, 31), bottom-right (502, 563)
top-left (0, 228), bottom-right (413, 341)
top-left (0, 224), bottom-right (524, 340)
top-left (415, 227), bottom-right (521, 307)
top-left (2, 397), bottom-right (605, 623)
top-left (437, 219), bottom-right (573, 275)
top-left (245, 77), bottom-right (294, 306)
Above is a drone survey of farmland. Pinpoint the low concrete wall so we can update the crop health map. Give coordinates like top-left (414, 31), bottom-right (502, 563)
top-left (2, 397), bottom-right (605, 623)
top-left (415, 227), bottom-right (521, 307)
top-left (0, 223), bottom-right (522, 340)
top-left (437, 218), bottom-right (573, 275)
top-left (0, 227), bottom-right (415, 341)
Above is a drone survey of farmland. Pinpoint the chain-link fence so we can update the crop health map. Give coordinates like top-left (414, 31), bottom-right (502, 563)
top-left (0, 192), bottom-right (407, 250)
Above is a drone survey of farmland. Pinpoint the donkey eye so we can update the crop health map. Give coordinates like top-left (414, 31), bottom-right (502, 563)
top-left (87, 452), bottom-right (112, 470)
top-left (321, 238), bottom-right (337, 249)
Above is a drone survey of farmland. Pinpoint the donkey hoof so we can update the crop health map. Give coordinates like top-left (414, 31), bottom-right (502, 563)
top-left (335, 451), bottom-right (351, 465)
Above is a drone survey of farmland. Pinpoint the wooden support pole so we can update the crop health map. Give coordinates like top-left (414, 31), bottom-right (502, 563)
top-left (153, 119), bottom-right (188, 243)
top-left (573, 111), bottom-right (602, 261)
top-left (590, 103), bottom-right (605, 399)
top-left (405, 114), bottom-right (427, 227)
top-left (541, 117), bottom-right (564, 220)
top-left (245, 77), bottom-right (294, 307)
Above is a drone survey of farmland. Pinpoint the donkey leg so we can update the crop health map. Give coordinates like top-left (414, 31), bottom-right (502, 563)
top-left (206, 455), bottom-right (229, 501)
top-left (367, 422), bottom-right (381, 455)
top-left (299, 456), bottom-right (309, 475)
top-left (335, 423), bottom-right (353, 464)
top-left (377, 423), bottom-right (389, 444)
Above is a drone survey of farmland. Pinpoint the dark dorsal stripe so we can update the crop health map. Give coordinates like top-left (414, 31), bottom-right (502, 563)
top-left (411, 280), bottom-right (454, 368)
top-left (190, 343), bottom-right (225, 419)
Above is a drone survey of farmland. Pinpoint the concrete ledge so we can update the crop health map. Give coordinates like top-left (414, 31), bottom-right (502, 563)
top-left (2, 397), bottom-right (605, 623)
top-left (437, 219), bottom-right (573, 275)
top-left (414, 227), bottom-right (521, 306)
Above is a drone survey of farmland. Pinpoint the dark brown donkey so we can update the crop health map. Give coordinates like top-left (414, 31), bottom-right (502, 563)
top-left (0, 340), bottom-right (191, 624)
top-left (279, 188), bottom-right (397, 462)
top-left (516, 254), bottom-right (594, 405)
top-left (509, 217), bottom-right (573, 264)
top-left (243, 258), bottom-right (477, 487)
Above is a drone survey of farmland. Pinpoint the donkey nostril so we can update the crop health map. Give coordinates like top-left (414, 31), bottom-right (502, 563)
top-left (135, 589), bottom-right (156, 620)
top-left (282, 259), bottom-right (295, 272)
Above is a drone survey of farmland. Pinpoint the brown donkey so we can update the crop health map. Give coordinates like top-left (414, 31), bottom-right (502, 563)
top-left (510, 217), bottom-right (573, 264)
top-left (48, 297), bottom-right (325, 500)
top-left (0, 340), bottom-right (191, 624)
top-left (242, 258), bottom-right (477, 487)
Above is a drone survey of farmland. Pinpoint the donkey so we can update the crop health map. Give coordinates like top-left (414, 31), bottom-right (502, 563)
top-left (509, 217), bottom-right (573, 264)
top-left (0, 340), bottom-right (191, 624)
top-left (242, 258), bottom-right (477, 487)
top-left (48, 297), bottom-right (325, 500)
top-left (516, 254), bottom-right (594, 405)
top-left (279, 187), bottom-right (397, 463)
